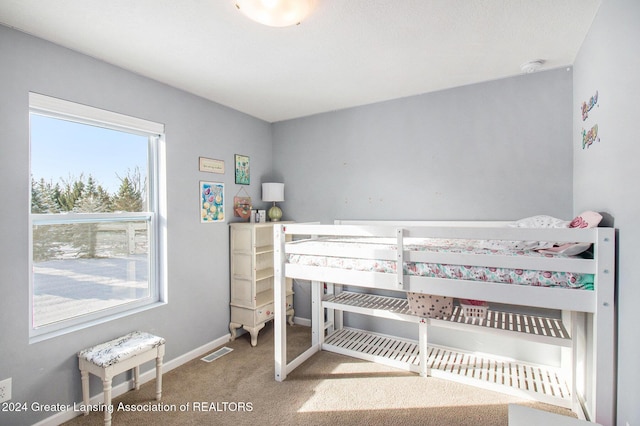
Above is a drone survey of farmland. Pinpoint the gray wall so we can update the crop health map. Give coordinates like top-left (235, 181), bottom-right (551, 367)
top-left (0, 25), bottom-right (273, 425)
top-left (573, 0), bottom-right (640, 424)
top-left (273, 69), bottom-right (574, 224)
top-left (274, 68), bottom-right (574, 332)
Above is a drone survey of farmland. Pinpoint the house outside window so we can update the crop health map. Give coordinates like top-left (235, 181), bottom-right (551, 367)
top-left (29, 93), bottom-right (166, 340)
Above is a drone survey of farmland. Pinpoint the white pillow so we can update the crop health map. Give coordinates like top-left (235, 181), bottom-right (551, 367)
top-left (474, 215), bottom-right (569, 251)
top-left (510, 215), bottom-right (570, 229)
top-left (477, 213), bottom-right (601, 253)
top-left (537, 211), bottom-right (603, 255)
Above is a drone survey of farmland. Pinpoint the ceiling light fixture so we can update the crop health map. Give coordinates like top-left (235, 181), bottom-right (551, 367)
top-left (235, 0), bottom-right (317, 27)
top-left (520, 60), bottom-right (545, 74)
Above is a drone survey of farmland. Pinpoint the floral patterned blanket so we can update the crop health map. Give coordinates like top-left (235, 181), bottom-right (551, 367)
top-left (286, 237), bottom-right (594, 290)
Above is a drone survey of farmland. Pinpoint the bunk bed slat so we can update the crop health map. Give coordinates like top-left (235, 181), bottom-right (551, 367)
top-left (322, 291), bottom-right (572, 346)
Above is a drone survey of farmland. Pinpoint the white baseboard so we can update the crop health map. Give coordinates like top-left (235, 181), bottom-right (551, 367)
top-left (33, 334), bottom-right (231, 426)
top-left (293, 316), bottom-right (311, 327)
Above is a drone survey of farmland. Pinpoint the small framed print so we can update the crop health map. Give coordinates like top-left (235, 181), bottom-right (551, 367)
top-left (200, 181), bottom-right (225, 223)
top-left (234, 154), bottom-right (250, 185)
top-left (199, 157), bottom-right (225, 174)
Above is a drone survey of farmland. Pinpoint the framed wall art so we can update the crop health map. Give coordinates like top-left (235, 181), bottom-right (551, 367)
top-left (200, 181), bottom-right (225, 223)
top-left (199, 157), bottom-right (225, 174)
top-left (234, 154), bottom-right (250, 185)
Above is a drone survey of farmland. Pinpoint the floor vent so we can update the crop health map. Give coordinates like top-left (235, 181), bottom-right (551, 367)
top-left (201, 347), bottom-right (233, 363)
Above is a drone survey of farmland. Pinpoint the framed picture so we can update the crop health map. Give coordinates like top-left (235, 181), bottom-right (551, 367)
top-left (234, 154), bottom-right (250, 185)
top-left (200, 181), bottom-right (225, 223)
top-left (199, 157), bottom-right (225, 174)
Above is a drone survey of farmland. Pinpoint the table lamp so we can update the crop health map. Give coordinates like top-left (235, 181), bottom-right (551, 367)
top-left (262, 182), bottom-right (284, 222)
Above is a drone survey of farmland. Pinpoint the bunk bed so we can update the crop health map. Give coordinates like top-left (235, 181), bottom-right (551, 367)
top-left (272, 217), bottom-right (615, 425)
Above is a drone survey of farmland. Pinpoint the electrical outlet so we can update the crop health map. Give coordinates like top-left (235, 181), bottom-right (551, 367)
top-left (0, 378), bottom-right (11, 402)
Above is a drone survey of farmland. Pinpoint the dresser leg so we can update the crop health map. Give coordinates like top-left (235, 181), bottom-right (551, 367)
top-left (245, 323), bottom-right (265, 347)
top-left (287, 308), bottom-right (295, 326)
top-left (229, 322), bottom-right (241, 341)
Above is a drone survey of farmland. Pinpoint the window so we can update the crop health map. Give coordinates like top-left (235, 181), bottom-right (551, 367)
top-left (29, 93), bottom-right (166, 340)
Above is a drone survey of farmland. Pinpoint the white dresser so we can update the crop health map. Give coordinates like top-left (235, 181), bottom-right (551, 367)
top-left (229, 222), bottom-right (294, 346)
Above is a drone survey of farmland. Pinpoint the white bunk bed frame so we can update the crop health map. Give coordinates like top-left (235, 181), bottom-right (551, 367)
top-left (273, 220), bottom-right (615, 425)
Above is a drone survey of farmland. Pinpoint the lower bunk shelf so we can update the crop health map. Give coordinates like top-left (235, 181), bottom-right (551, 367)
top-left (323, 291), bottom-right (572, 347)
top-left (323, 327), bottom-right (572, 409)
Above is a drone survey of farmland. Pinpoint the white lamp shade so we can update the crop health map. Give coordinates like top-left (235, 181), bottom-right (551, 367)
top-left (235, 0), bottom-right (317, 27)
top-left (262, 183), bottom-right (284, 202)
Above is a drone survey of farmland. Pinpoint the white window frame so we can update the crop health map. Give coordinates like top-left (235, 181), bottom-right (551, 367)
top-left (28, 92), bottom-right (167, 342)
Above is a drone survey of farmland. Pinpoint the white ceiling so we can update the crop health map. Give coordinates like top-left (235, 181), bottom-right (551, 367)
top-left (0, 0), bottom-right (601, 123)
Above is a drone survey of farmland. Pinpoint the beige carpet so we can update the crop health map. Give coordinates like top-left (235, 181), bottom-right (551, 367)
top-left (64, 323), bottom-right (576, 425)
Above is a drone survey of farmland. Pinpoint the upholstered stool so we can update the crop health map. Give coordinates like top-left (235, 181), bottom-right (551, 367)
top-left (77, 331), bottom-right (165, 425)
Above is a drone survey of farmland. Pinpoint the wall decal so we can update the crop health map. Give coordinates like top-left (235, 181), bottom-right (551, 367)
top-left (580, 90), bottom-right (600, 150)
top-left (581, 90), bottom-right (598, 121)
top-left (582, 124), bottom-right (600, 149)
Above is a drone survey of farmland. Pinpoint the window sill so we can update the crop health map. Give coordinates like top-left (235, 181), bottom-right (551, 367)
top-left (29, 300), bottom-right (167, 344)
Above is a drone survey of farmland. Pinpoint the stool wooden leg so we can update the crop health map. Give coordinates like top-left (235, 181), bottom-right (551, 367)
top-left (103, 376), bottom-right (112, 426)
top-left (134, 365), bottom-right (140, 390)
top-left (155, 355), bottom-right (163, 400)
top-left (80, 369), bottom-right (90, 416)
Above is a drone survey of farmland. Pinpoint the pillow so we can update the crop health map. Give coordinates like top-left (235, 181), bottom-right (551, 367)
top-left (510, 215), bottom-right (570, 229)
top-left (538, 211), bottom-right (602, 255)
top-left (493, 214), bottom-right (571, 250)
top-left (569, 211), bottom-right (602, 229)
top-left (480, 212), bottom-right (602, 253)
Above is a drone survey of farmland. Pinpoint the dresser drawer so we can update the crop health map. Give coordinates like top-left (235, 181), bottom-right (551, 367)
top-left (254, 295), bottom-right (294, 324)
top-left (255, 303), bottom-right (274, 323)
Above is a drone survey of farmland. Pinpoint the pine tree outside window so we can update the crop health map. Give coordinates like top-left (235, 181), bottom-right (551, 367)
top-left (29, 93), bottom-right (167, 341)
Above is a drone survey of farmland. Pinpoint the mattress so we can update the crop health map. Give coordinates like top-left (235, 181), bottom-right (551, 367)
top-left (286, 237), bottom-right (594, 290)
